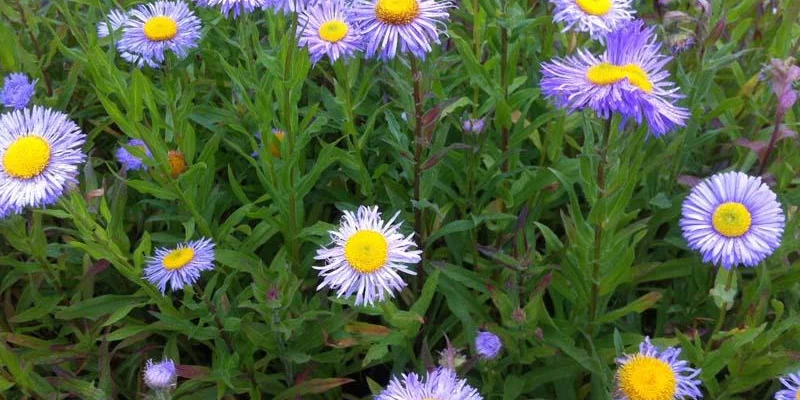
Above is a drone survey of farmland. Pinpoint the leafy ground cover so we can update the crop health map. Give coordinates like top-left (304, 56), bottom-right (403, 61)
top-left (0, 0), bottom-right (799, 399)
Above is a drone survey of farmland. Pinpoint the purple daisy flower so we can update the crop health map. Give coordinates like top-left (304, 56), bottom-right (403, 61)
top-left (462, 117), bottom-right (486, 134)
top-left (266, 0), bottom-right (319, 14)
top-left (297, 0), bottom-right (361, 64)
top-left (115, 139), bottom-right (153, 171)
top-left (144, 238), bottom-right (216, 293)
top-left (540, 20), bottom-right (689, 137)
top-left (0, 107), bottom-right (86, 214)
top-left (351, 0), bottom-right (453, 60)
top-left (614, 337), bottom-right (703, 400)
top-left (550, 0), bottom-right (635, 39)
top-left (143, 358), bottom-right (177, 390)
top-left (193, 0), bottom-right (268, 17)
top-left (117, 0), bottom-right (202, 67)
top-left (1, 73), bottom-right (37, 110)
top-left (475, 330), bottom-right (502, 359)
top-left (680, 171), bottom-right (784, 269)
top-left (314, 205), bottom-right (421, 307)
top-left (97, 9), bottom-right (128, 38)
top-left (377, 367), bottom-right (483, 400)
top-left (775, 371), bottom-right (800, 400)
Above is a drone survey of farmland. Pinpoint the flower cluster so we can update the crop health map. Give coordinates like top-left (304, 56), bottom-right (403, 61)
top-left (97, 0), bottom-right (453, 67)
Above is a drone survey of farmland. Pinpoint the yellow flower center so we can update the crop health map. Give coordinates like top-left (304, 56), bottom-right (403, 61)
top-left (575, 0), bottom-right (612, 16)
top-left (712, 202), bottom-right (752, 238)
top-left (143, 16), bottom-right (178, 41)
top-left (167, 150), bottom-right (187, 178)
top-left (344, 230), bottom-right (389, 274)
top-left (375, 0), bottom-right (420, 25)
top-left (586, 63), bottom-right (654, 93)
top-left (617, 355), bottom-right (677, 400)
top-left (318, 20), bottom-right (349, 43)
top-left (162, 247), bottom-right (195, 270)
top-left (795, 390), bottom-right (800, 400)
top-left (3, 136), bottom-right (51, 180)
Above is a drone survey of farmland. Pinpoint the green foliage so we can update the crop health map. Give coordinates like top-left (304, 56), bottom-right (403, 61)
top-left (0, 0), bottom-right (799, 399)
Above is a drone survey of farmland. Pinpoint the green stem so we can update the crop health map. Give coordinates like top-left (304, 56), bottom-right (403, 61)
top-left (410, 56), bottom-right (426, 290)
top-left (588, 117), bottom-right (612, 335)
top-left (705, 270), bottom-right (735, 352)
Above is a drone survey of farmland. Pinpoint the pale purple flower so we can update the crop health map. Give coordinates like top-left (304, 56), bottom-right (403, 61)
top-left (1, 73), bottom-right (36, 110)
top-left (0, 107), bottom-right (86, 214)
top-left (614, 337), bottom-right (702, 400)
top-left (475, 330), bottom-right (502, 359)
top-left (314, 206), bottom-right (421, 307)
top-left (351, 0), bottom-right (453, 60)
top-left (377, 367), bottom-right (483, 400)
top-left (143, 358), bottom-right (177, 390)
top-left (144, 238), bottom-right (216, 293)
top-left (193, 0), bottom-right (268, 17)
top-left (680, 171), bottom-right (784, 269)
top-left (775, 371), bottom-right (800, 400)
top-left (549, 0), bottom-right (634, 39)
top-left (297, 0), bottom-right (361, 64)
top-left (97, 9), bottom-right (128, 38)
top-left (540, 20), bottom-right (689, 137)
top-left (117, 1), bottom-right (202, 67)
top-left (115, 139), bottom-right (152, 171)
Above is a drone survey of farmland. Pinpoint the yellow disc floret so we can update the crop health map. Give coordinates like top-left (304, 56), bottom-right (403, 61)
top-left (3, 136), bottom-right (51, 180)
top-left (712, 202), bottom-right (752, 238)
top-left (318, 20), bottom-right (349, 43)
top-left (344, 230), bottom-right (389, 273)
top-left (143, 16), bottom-right (178, 41)
top-left (162, 247), bottom-right (195, 270)
top-left (617, 355), bottom-right (677, 400)
top-left (575, 0), bottom-right (613, 16)
top-left (586, 62), bottom-right (654, 93)
top-left (375, 0), bottom-right (420, 25)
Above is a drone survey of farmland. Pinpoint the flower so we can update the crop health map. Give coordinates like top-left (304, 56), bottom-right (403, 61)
top-left (0, 107), bottom-right (86, 214)
top-left (167, 150), bottom-right (187, 177)
top-left (117, 1), bottom-right (202, 67)
top-left (297, 0), bottom-right (362, 64)
top-left (314, 205), bottom-right (421, 306)
top-left (377, 367), bottom-right (483, 400)
top-left (97, 9), bottom-right (128, 38)
top-left (462, 117), bottom-right (486, 134)
top-left (266, 0), bottom-right (319, 14)
top-left (540, 20), bottom-right (689, 137)
top-left (1, 73), bottom-right (37, 110)
top-left (115, 139), bottom-right (152, 171)
top-left (768, 58), bottom-right (800, 115)
top-left (144, 238), bottom-right (216, 293)
top-left (475, 330), bottom-right (502, 359)
top-left (351, 0), bottom-right (453, 60)
top-left (252, 129), bottom-right (286, 158)
top-left (143, 359), bottom-right (177, 390)
top-left (193, 0), bottom-right (268, 17)
top-left (549, 0), bottom-right (634, 39)
top-left (775, 371), bottom-right (800, 400)
top-left (680, 171), bottom-right (784, 269)
top-left (614, 337), bottom-right (702, 400)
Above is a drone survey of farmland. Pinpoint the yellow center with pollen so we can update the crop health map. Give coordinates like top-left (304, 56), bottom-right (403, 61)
top-left (375, 0), bottom-right (420, 25)
top-left (3, 136), bottom-right (51, 180)
top-left (162, 248), bottom-right (195, 270)
top-left (318, 20), bottom-right (348, 43)
top-left (575, 0), bottom-right (612, 16)
top-left (586, 63), bottom-right (654, 93)
top-left (143, 16), bottom-right (178, 41)
top-left (344, 230), bottom-right (389, 273)
top-left (712, 202), bottom-right (752, 238)
top-left (795, 390), bottom-right (800, 400)
top-left (617, 355), bottom-right (677, 400)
